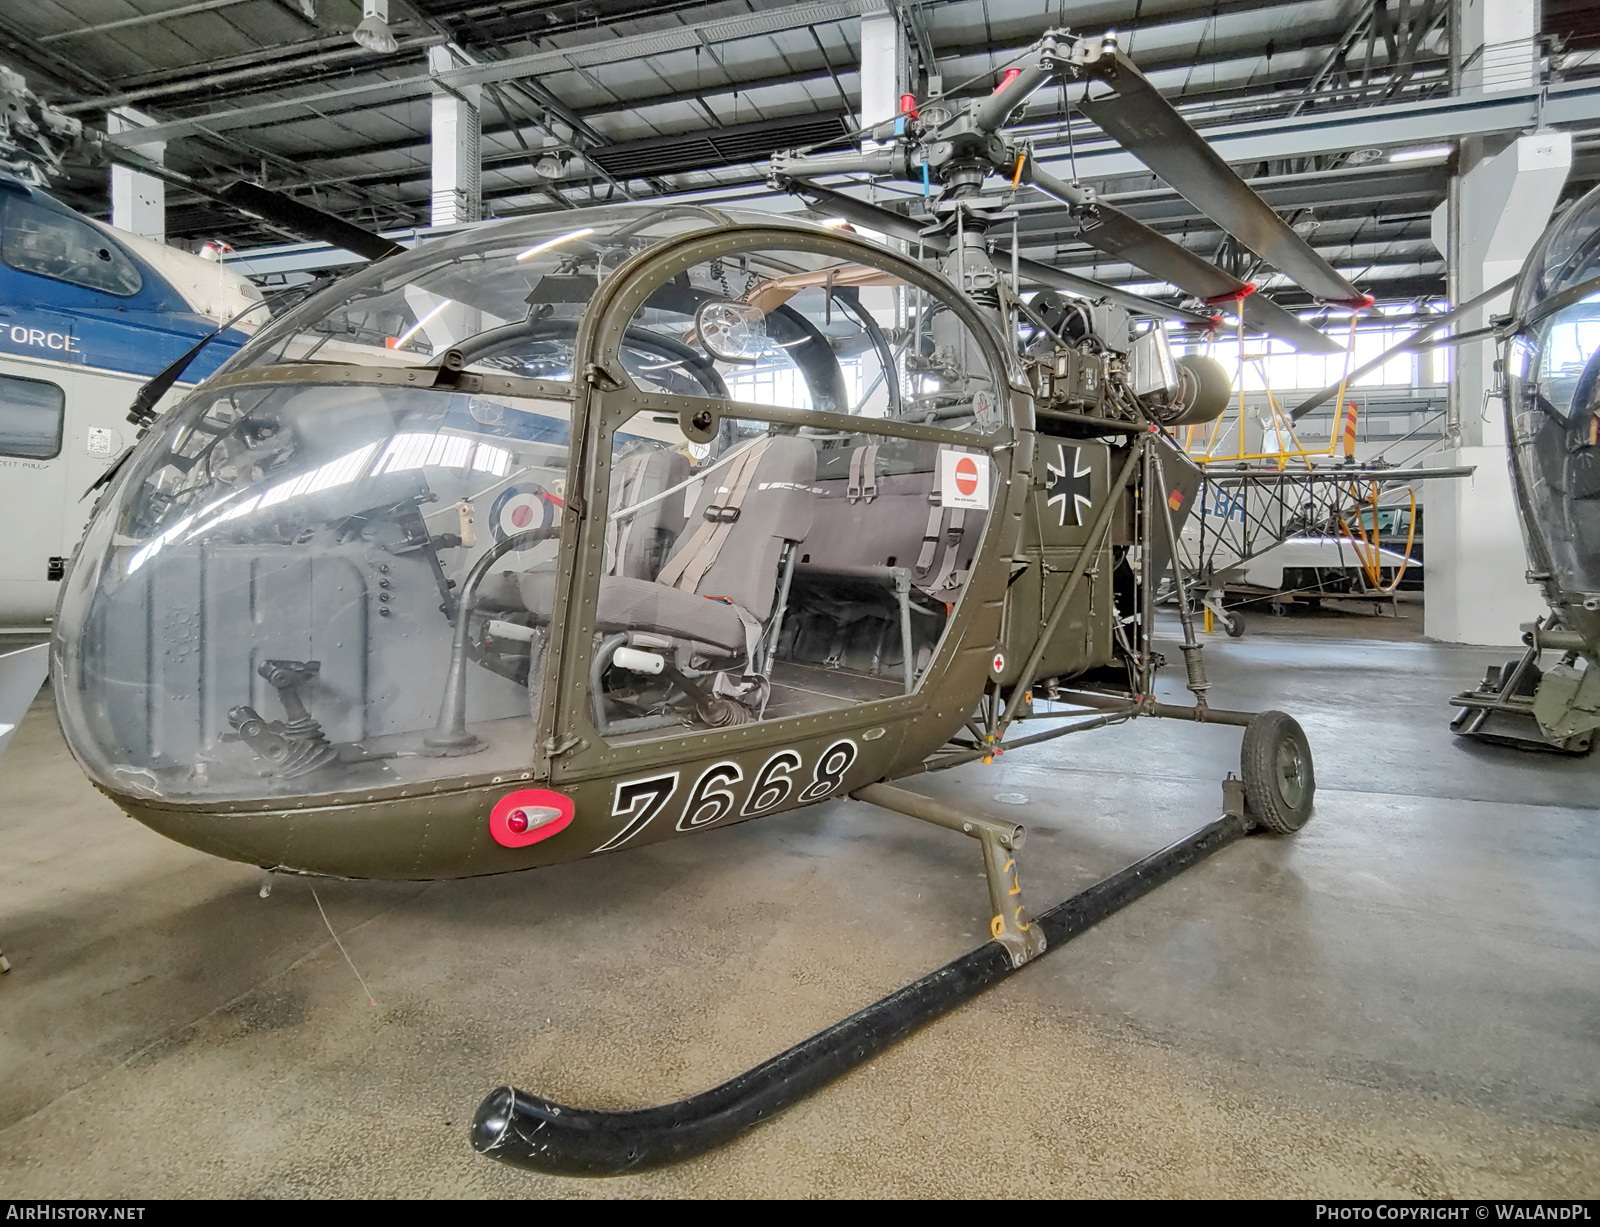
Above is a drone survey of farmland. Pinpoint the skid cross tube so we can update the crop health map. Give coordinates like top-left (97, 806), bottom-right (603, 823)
top-left (471, 802), bottom-right (1252, 1177)
top-left (853, 782), bottom-right (1045, 967)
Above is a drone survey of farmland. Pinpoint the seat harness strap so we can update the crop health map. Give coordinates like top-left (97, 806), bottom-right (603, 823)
top-left (915, 496), bottom-right (944, 575)
top-left (604, 452), bottom-right (650, 576)
top-left (847, 443), bottom-right (880, 504)
top-left (657, 438), bottom-right (771, 597)
top-left (928, 508), bottom-right (967, 594)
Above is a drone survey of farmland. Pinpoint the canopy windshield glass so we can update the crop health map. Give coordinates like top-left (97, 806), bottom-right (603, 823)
top-left (617, 246), bottom-right (1004, 429)
top-left (1508, 183), bottom-right (1600, 599)
top-left (55, 375), bottom-right (575, 802)
top-left (222, 205), bottom-right (733, 379)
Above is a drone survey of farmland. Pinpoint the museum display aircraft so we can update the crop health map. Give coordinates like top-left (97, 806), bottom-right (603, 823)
top-left (0, 170), bottom-right (267, 632)
top-left (0, 67), bottom-right (399, 634)
top-left (36, 28), bottom-right (1389, 1174)
top-left (1287, 187), bottom-right (1600, 755)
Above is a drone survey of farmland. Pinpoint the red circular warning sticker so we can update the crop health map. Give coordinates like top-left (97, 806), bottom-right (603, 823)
top-left (992, 651), bottom-right (1006, 674)
top-left (955, 456), bottom-right (980, 496)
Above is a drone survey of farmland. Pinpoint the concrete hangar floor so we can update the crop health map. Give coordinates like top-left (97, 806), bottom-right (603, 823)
top-left (1, 611), bottom-right (1596, 1198)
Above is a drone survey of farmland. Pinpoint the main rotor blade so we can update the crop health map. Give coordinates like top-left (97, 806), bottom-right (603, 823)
top-left (780, 178), bottom-right (1211, 324)
top-left (219, 181), bottom-right (404, 261)
top-left (1014, 258), bottom-right (1213, 325)
top-left (1026, 163), bottom-right (1343, 353)
top-left (778, 179), bottom-right (947, 250)
top-left (1024, 162), bottom-right (1247, 300)
top-left (1074, 46), bottom-right (1368, 307)
top-left (1289, 274), bottom-right (1520, 419)
top-left (101, 146), bottom-right (403, 262)
top-left (1239, 294), bottom-right (1344, 355)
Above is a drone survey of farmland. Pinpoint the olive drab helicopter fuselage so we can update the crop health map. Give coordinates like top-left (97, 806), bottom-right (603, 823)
top-left (49, 27), bottom-right (1354, 1175)
top-left (51, 208), bottom-right (1234, 883)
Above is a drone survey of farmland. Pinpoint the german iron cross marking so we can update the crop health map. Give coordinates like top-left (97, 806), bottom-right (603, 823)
top-left (1046, 443), bottom-right (1094, 527)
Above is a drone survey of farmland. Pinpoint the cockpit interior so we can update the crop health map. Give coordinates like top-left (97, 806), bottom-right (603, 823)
top-left (54, 207), bottom-right (1008, 803)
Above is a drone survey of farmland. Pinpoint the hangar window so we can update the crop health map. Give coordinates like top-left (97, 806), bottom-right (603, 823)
top-left (1, 195), bottom-right (143, 297)
top-left (0, 374), bottom-right (65, 459)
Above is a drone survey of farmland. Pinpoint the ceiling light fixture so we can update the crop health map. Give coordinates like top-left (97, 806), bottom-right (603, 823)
top-left (352, 0), bottom-right (399, 54)
top-left (1390, 145), bottom-right (1452, 163)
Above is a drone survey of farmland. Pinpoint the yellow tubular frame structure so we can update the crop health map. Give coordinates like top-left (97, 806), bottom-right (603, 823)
top-left (1183, 311), bottom-right (1363, 467)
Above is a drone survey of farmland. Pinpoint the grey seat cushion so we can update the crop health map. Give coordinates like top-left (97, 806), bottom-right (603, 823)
top-left (481, 567), bottom-right (745, 656)
top-left (595, 575), bottom-right (745, 653)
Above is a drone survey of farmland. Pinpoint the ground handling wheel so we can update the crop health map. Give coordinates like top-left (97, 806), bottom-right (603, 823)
top-left (1223, 610), bottom-right (1246, 638)
top-left (1241, 710), bottom-right (1315, 833)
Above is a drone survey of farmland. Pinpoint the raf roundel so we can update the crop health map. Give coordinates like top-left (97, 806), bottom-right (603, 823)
top-left (490, 483), bottom-right (555, 542)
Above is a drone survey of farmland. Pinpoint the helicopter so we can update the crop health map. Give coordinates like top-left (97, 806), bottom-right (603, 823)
top-left (1443, 184), bottom-right (1600, 753)
top-left (1283, 185), bottom-right (1600, 755)
top-left (0, 170), bottom-right (267, 634)
top-left (46, 27), bottom-right (1375, 1175)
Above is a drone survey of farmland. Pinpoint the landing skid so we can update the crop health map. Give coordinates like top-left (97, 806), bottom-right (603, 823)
top-left (472, 783), bottom-right (1254, 1177)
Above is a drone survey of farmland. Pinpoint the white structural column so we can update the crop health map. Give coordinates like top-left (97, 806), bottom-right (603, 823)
top-left (859, 9), bottom-right (906, 147)
top-left (429, 45), bottom-right (482, 228)
top-left (1425, 0), bottom-right (1571, 646)
top-left (106, 108), bottom-right (165, 243)
top-left (1458, 0), bottom-right (1538, 93)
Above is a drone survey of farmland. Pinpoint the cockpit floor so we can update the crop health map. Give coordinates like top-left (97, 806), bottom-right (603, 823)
top-left (763, 660), bottom-right (905, 718)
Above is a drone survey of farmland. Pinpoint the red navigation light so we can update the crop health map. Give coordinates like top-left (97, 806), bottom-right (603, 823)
top-left (994, 68), bottom-right (1021, 93)
top-left (899, 93), bottom-right (918, 118)
top-left (489, 788), bottom-right (575, 848)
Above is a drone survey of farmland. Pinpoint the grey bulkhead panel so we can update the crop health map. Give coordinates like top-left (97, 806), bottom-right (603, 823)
top-left (90, 538), bottom-right (527, 767)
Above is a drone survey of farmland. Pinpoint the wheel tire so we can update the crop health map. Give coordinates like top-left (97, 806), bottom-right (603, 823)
top-left (1223, 611), bottom-right (1246, 638)
top-left (1241, 710), bottom-right (1315, 834)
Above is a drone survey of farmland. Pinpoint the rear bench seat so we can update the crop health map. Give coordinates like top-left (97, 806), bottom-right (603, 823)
top-left (796, 437), bottom-right (984, 603)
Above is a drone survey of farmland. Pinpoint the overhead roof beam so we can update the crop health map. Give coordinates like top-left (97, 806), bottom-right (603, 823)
top-left (38, 0), bottom-right (258, 43)
top-left (64, 35), bottom-right (447, 113)
top-left (0, 9), bottom-right (112, 96)
top-left (1030, 77), bottom-right (1600, 183)
top-left (103, 0), bottom-right (888, 147)
top-left (96, 0), bottom-right (1350, 148)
